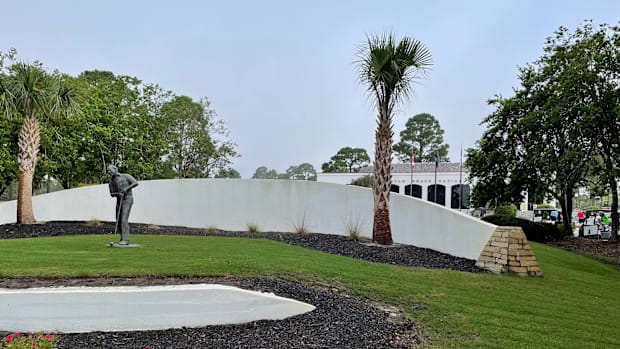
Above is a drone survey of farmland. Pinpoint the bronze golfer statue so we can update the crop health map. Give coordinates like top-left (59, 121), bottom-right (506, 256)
top-left (107, 165), bottom-right (139, 246)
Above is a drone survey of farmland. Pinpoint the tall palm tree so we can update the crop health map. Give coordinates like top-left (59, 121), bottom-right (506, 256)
top-left (0, 62), bottom-right (79, 224)
top-left (357, 33), bottom-right (432, 244)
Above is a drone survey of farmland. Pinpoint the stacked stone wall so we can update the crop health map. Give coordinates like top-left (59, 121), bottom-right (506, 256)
top-left (476, 226), bottom-right (543, 276)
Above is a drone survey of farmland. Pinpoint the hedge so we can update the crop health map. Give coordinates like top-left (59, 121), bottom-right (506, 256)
top-left (481, 215), bottom-right (562, 242)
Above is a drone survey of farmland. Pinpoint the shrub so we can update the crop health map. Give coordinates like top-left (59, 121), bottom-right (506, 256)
top-left (350, 175), bottom-right (373, 188)
top-left (536, 203), bottom-right (555, 209)
top-left (557, 223), bottom-right (572, 236)
top-left (204, 226), bottom-right (219, 234)
top-left (293, 210), bottom-right (311, 235)
top-left (86, 218), bottom-right (102, 227)
top-left (482, 215), bottom-right (561, 242)
top-left (345, 220), bottom-right (362, 241)
top-left (1, 333), bottom-right (57, 349)
top-left (494, 204), bottom-right (517, 217)
top-left (247, 223), bottom-right (260, 234)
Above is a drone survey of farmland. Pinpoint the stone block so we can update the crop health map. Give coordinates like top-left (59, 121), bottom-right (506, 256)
top-left (480, 250), bottom-right (494, 258)
top-left (488, 264), bottom-right (504, 274)
top-left (527, 265), bottom-right (542, 272)
top-left (489, 246), bottom-right (502, 253)
top-left (520, 259), bottom-right (538, 267)
top-left (508, 266), bottom-right (528, 273)
top-left (478, 255), bottom-right (496, 263)
top-left (508, 238), bottom-right (521, 245)
top-left (491, 241), bottom-right (509, 248)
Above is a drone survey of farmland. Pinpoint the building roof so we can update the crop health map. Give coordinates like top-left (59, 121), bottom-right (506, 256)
top-left (359, 162), bottom-right (468, 173)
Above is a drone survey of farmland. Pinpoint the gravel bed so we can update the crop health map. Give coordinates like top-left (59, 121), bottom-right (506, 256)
top-left (0, 276), bottom-right (420, 349)
top-left (0, 221), bottom-right (485, 348)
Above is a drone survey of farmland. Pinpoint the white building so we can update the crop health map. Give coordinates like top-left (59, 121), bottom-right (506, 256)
top-left (317, 162), bottom-right (471, 209)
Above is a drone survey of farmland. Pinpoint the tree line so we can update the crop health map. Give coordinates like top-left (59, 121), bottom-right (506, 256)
top-left (251, 111), bottom-right (449, 181)
top-left (319, 113), bottom-right (450, 174)
top-left (251, 163), bottom-right (317, 180)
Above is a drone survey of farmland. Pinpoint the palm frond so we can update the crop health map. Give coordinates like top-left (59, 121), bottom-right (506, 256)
top-left (50, 78), bottom-right (81, 117)
top-left (0, 74), bottom-right (16, 119)
top-left (9, 62), bottom-right (51, 116)
top-left (357, 32), bottom-right (432, 119)
top-left (5, 63), bottom-right (80, 119)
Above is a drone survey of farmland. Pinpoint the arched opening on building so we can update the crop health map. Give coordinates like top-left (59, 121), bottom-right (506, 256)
top-left (451, 184), bottom-right (470, 209)
top-left (390, 184), bottom-right (400, 193)
top-left (405, 184), bottom-right (422, 198)
top-left (427, 185), bottom-right (446, 206)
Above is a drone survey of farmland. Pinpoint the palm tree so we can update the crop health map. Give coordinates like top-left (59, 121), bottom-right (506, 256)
top-left (0, 62), bottom-right (79, 224)
top-left (357, 33), bottom-right (432, 244)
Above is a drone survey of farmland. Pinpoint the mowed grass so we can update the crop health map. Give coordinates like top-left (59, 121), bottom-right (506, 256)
top-left (0, 234), bottom-right (619, 348)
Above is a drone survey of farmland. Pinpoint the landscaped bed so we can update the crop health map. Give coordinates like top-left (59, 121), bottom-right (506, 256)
top-left (1, 221), bottom-right (619, 348)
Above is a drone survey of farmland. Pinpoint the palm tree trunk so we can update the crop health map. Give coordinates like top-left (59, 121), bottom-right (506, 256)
top-left (16, 114), bottom-right (40, 224)
top-left (17, 170), bottom-right (36, 224)
top-left (373, 120), bottom-right (393, 245)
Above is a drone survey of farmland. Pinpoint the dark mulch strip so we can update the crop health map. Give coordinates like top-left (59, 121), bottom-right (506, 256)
top-left (546, 236), bottom-right (620, 265)
top-left (0, 220), bottom-right (488, 348)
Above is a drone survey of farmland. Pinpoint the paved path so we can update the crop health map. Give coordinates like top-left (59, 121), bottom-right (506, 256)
top-left (0, 284), bottom-right (315, 333)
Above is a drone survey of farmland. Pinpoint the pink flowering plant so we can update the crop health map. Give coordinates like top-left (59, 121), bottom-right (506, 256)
top-left (1, 332), bottom-right (57, 349)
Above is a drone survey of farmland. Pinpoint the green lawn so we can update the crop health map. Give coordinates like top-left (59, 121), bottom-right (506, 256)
top-left (0, 234), bottom-right (618, 348)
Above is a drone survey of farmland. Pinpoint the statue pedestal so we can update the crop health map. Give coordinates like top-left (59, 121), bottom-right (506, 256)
top-left (108, 242), bottom-right (140, 248)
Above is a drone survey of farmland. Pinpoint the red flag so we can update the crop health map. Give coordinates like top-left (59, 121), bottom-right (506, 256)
top-left (411, 152), bottom-right (415, 169)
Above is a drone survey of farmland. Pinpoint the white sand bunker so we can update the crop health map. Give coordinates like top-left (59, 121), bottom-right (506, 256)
top-left (0, 284), bottom-right (316, 333)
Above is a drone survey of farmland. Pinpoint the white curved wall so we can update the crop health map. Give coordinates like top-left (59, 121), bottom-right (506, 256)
top-left (0, 179), bottom-right (496, 260)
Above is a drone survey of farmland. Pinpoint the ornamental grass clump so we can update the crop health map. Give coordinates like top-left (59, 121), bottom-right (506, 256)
top-left (1, 333), bottom-right (57, 349)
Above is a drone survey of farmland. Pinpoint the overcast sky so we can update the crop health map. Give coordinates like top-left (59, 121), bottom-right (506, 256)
top-left (2, 1), bottom-right (619, 178)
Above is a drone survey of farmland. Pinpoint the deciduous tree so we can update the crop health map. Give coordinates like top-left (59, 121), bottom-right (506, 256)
top-left (284, 163), bottom-right (317, 181)
top-left (321, 147), bottom-right (370, 173)
top-left (161, 96), bottom-right (238, 178)
top-left (215, 168), bottom-right (241, 178)
top-left (393, 113), bottom-right (449, 163)
top-left (252, 166), bottom-right (279, 179)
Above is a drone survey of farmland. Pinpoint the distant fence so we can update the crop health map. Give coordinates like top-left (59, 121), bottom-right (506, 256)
top-left (0, 179), bottom-right (496, 259)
